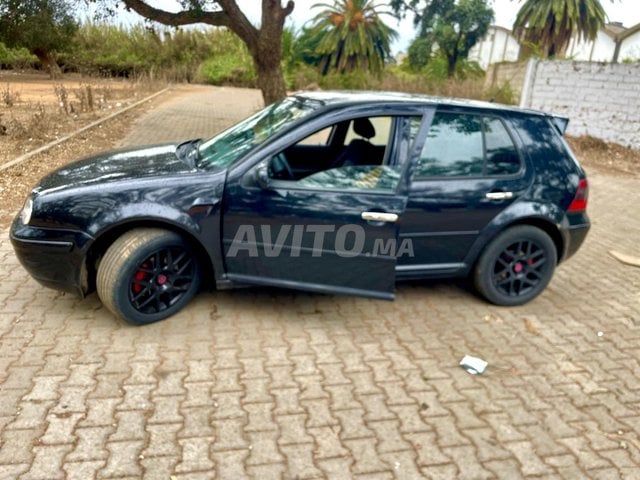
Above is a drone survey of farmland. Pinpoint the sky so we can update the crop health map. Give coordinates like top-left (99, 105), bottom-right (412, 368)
top-left (110, 0), bottom-right (640, 54)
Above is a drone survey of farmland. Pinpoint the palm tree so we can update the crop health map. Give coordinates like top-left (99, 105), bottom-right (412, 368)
top-left (513, 0), bottom-right (607, 57)
top-left (310, 0), bottom-right (397, 76)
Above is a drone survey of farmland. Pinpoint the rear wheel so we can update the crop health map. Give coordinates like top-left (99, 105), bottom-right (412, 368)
top-left (97, 228), bottom-right (200, 325)
top-left (474, 226), bottom-right (556, 306)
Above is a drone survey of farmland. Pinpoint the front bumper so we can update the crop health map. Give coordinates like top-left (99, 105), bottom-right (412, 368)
top-left (10, 217), bottom-right (93, 296)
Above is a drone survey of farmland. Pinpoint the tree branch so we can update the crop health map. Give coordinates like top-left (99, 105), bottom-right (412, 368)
top-left (283, 1), bottom-right (295, 17)
top-left (122, 0), bottom-right (230, 27)
top-left (216, 0), bottom-right (259, 50)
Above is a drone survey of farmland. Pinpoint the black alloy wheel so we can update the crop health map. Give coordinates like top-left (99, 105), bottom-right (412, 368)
top-left (474, 226), bottom-right (557, 306)
top-left (97, 228), bottom-right (201, 324)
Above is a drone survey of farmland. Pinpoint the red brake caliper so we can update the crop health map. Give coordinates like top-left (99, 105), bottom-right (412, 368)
top-left (132, 262), bottom-right (149, 294)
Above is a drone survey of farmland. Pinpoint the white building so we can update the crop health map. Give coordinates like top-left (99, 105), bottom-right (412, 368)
top-left (566, 22), bottom-right (640, 62)
top-left (468, 26), bottom-right (521, 69)
top-left (471, 22), bottom-right (640, 68)
top-left (613, 24), bottom-right (640, 61)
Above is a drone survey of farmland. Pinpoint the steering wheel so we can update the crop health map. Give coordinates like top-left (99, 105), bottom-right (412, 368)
top-left (271, 153), bottom-right (295, 180)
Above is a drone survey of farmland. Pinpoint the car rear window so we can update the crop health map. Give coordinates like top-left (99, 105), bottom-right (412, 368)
top-left (415, 112), bottom-right (521, 178)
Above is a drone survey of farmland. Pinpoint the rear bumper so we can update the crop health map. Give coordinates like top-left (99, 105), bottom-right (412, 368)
top-left (561, 213), bottom-right (590, 262)
top-left (10, 218), bottom-right (92, 296)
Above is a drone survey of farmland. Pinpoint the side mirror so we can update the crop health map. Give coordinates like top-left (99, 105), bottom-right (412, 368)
top-left (255, 163), bottom-right (271, 189)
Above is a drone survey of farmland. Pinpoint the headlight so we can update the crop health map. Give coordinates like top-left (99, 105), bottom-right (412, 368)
top-left (20, 196), bottom-right (33, 225)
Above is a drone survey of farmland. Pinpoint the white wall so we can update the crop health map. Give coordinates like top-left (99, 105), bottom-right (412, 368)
top-left (619, 30), bottom-right (640, 60)
top-left (566, 31), bottom-right (617, 62)
top-left (469, 27), bottom-right (520, 69)
top-left (524, 61), bottom-right (640, 149)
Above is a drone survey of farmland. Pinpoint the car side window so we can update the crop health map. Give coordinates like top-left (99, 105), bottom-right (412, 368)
top-left (415, 112), bottom-right (521, 178)
top-left (267, 115), bottom-right (408, 193)
top-left (298, 126), bottom-right (333, 146)
top-left (344, 117), bottom-right (392, 146)
top-left (416, 113), bottom-right (484, 177)
top-left (483, 117), bottom-right (521, 175)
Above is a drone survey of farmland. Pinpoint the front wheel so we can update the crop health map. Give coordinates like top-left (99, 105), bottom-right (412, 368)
top-left (97, 228), bottom-right (200, 325)
top-left (474, 226), bottom-right (557, 306)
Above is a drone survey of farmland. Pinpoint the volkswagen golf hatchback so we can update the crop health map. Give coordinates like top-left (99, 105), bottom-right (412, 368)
top-left (11, 91), bottom-right (590, 324)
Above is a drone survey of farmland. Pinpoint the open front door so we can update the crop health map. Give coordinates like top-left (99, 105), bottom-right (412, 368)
top-left (222, 112), bottom-right (420, 299)
top-left (222, 114), bottom-right (420, 299)
top-left (223, 181), bottom-right (407, 299)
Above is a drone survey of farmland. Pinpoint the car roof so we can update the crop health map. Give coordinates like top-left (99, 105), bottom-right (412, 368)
top-left (293, 90), bottom-right (549, 118)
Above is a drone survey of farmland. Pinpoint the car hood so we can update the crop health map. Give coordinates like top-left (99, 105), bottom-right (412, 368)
top-left (37, 144), bottom-right (196, 194)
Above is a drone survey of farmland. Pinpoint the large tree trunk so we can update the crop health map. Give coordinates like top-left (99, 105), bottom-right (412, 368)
top-left (246, 53), bottom-right (287, 107)
top-left (446, 55), bottom-right (457, 78)
top-left (249, 0), bottom-right (292, 104)
top-left (32, 48), bottom-right (61, 79)
top-left (254, 53), bottom-right (287, 105)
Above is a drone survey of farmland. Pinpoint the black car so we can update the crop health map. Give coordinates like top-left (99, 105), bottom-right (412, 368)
top-left (11, 91), bottom-right (590, 324)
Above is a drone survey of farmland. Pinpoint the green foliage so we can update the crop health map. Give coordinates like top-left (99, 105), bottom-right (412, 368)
top-left (513, 0), bottom-right (607, 57)
top-left (393, 0), bottom-right (493, 77)
top-left (66, 23), bottom-right (248, 82)
top-left (421, 54), bottom-right (485, 81)
top-left (0, 0), bottom-right (77, 60)
top-left (0, 41), bottom-right (37, 68)
top-left (199, 46), bottom-right (256, 86)
top-left (197, 29), bottom-right (256, 86)
top-left (406, 36), bottom-right (432, 71)
top-left (287, 26), bottom-right (324, 68)
top-left (310, 0), bottom-right (398, 76)
top-left (69, 23), bottom-right (161, 76)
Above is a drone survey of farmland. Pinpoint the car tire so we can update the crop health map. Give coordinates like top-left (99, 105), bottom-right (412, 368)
top-left (97, 228), bottom-right (200, 325)
top-left (474, 225), bottom-right (557, 306)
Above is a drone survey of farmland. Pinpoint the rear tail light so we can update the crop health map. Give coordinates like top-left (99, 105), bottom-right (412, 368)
top-left (568, 178), bottom-right (589, 212)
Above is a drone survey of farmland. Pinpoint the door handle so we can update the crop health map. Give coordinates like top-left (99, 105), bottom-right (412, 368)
top-left (361, 211), bottom-right (398, 223)
top-left (485, 191), bottom-right (514, 201)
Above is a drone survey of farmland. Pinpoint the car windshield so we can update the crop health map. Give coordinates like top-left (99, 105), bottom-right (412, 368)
top-left (196, 96), bottom-right (322, 169)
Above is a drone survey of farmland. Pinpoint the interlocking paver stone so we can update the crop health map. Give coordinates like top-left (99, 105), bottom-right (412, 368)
top-left (1, 84), bottom-right (640, 479)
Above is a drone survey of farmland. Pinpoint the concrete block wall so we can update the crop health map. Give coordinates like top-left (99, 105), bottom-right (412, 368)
top-left (525, 61), bottom-right (640, 149)
top-left (484, 61), bottom-right (528, 98)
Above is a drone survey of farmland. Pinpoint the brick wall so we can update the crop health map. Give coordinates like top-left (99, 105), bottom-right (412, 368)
top-left (524, 61), bottom-right (640, 149)
top-left (485, 61), bottom-right (528, 98)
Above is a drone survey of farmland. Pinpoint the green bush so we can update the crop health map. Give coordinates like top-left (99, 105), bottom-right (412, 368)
top-left (197, 31), bottom-right (256, 87)
top-left (199, 51), bottom-right (256, 87)
top-left (0, 42), bottom-right (37, 69)
top-left (64, 23), bottom-right (236, 80)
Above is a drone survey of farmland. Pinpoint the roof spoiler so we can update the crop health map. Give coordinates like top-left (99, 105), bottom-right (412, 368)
top-left (551, 115), bottom-right (570, 136)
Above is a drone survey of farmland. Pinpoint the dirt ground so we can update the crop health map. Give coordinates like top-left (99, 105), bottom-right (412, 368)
top-left (0, 71), bottom-right (165, 163)
top-left (0, 72), bottom-right (170, 225)
top-left (0, 72), bottom-right (638, 227)
top-left (566, 135), bottom-right (640, 178)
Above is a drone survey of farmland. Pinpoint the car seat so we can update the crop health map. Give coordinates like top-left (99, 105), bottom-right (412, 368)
top-left (331, 118), bottom-right (376, 168)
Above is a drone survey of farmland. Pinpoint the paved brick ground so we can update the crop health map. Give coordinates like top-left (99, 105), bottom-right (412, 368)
top-left (1, 85), bottom-right (640, 479)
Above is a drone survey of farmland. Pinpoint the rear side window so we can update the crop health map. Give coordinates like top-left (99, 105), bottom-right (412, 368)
top-left (415, 112), bottom-right (521, 178)
top-left (484, 117), bottom-right (521, 175)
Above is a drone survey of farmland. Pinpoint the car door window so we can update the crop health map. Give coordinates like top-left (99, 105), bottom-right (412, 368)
top-left (415, 112), bottom-right (522, 178)
top-left (268, 115), bottom-right (408, 192)
top-left (344, 117), bottom-right (392, 146)
top-left (298, 126), bottom-right (333, 146)
top-left (415, 112), bottom-right (484, 177)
